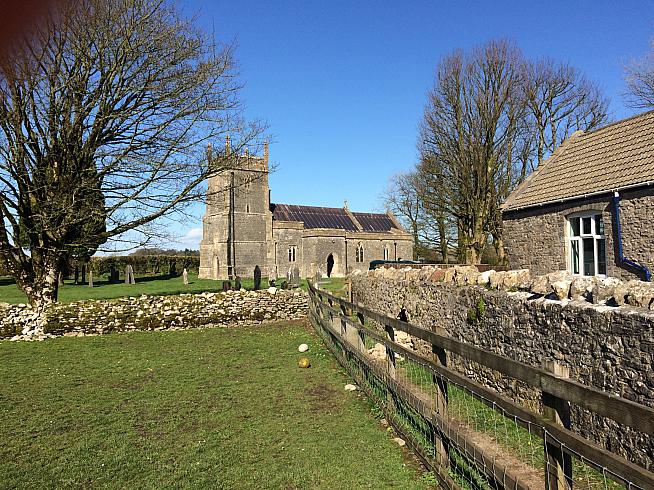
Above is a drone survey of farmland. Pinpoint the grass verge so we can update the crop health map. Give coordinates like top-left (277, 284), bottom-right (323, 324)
top-left (0, 320), bottom-right (431, 489)
top-left (0, 274), bottom-right (346, 304)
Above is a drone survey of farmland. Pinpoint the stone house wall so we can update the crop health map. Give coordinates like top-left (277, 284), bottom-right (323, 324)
top-left (503, 187), bottom-right (654, 281)
top-left (351, 271), bottom-right (654, 469)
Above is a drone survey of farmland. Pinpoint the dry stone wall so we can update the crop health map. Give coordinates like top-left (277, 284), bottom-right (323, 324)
top-left (0, 288), bottom-right (307, 341)
top-left (351, 266), bottom-right (654, 470)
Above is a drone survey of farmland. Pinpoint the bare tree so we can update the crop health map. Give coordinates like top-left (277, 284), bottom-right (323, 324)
top-left (625, 40), bottom-right (654, 108)
top-left (524, 58), bottom-right (608, 166)
top-left (418, 40), bottom-right (526, 264)
top-left (0, 0), bottom-right (263, 308)
top-left (383, 171), bottom-right (444, 260)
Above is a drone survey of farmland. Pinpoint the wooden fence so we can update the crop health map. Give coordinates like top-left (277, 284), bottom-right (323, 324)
top-left (308, 282), bottom-right (654, 489)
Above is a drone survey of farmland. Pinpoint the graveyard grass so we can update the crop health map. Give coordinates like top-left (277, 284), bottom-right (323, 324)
top-left (0, 274), bottom-right (347, 304)
top-left (0, 321), bottom-right (433, 489)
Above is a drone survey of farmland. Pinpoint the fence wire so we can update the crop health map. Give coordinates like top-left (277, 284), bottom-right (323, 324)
top-left (309, 293), bottom-right (650, 490)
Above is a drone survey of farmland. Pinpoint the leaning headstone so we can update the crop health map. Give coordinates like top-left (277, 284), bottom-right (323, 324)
top-left (183, 268), bottom-right (189, 286)
top-left (253, 265), bottom-right (261, 290)
top-left (88, 270), bottom-right (93, 288)
top-left (234, 275), bottom-right (241, 290)
top-left (222, 280), bottom-right (231, 292)
top-left (292, 266), bottom-right (300, 287)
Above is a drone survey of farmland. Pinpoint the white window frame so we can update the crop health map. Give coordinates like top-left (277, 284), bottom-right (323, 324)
top-left (383, 244), bottom-right (389, 261)
top-left (567, 213), bottom-right (606, 277)
top-left (288, 245), bottom-right (297, 263)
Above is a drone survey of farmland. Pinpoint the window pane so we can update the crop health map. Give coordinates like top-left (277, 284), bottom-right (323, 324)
top-left (595, 214), bottom-right (604, 236)
top-left (598, 239), bottom-right (606, 275)
top-left (583, 238), bottom-right (595, 276)
top-left (570, 217), bottom-right (580, 236)
top-left (582, 217), bottom-right (592, 235)
top-left (570, 240), bottom-right (579, 274)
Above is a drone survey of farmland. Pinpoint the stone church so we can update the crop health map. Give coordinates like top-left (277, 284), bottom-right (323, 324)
top-left (198, 143), bottom-right (413, 280)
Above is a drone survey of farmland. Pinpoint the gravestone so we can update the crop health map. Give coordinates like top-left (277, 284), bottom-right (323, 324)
top-left (291, 266), bottom-right (300, 287)
top-left (125, 265), bottom-right (135, 285)
top-left (235, 275), bottom-right (241, 290)
top-left (253, 265), bottom-right (261, 290)
top-left (88, 270), bottom-right (93, 288)
top-left (222, 280), bottom-right (231, 292)
top-left (183, 268), bottom-right (189, 286)
top-left (109, 265), bottom-right (119, 284)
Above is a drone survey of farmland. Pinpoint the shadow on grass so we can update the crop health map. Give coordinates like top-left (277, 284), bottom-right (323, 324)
top-left (0, 277), bottom-right (17, 287)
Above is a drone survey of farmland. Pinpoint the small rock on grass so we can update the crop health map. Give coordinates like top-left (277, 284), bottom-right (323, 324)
top-left (344, 384), bottom-right (357, 391)
top-left (298, 343), bottom-right (308, 352)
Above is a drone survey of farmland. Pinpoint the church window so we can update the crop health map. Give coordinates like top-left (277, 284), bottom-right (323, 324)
top-left (288, 245), bottom-right (297, 262)
top-left (355, 243), bottom-right (364, 263)
top-left (383, 244), bottom-right (389, 261)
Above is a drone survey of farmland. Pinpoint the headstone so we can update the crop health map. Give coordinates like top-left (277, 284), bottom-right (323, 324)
top-left (109, 265), bottom-right (118, 284)
top-left (253, 265), bottom-right (261, 290)
top-left (88, 270), bottom-right (93, 288)
top-left (183, 268), bottom-right (189, 286)
top-left (292, 266), bottom-right (300, 287)
top-left (222, 280), bottom-right (231, 292)
top-left (234, 275), bottom-right (241, 290)
top-left (125, 264), bottom-right (134, 284)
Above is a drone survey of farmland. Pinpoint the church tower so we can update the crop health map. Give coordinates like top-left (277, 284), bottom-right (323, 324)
top-left (198, 140), bottom-right (273, 279)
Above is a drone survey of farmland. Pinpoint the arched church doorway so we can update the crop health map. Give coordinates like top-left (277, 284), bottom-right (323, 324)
top-left (326, 254), bottom-right (334, 277)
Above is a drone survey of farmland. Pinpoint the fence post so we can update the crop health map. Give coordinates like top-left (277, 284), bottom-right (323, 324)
top-left (542, 360), bottom-right (572, 490)
top-left (432, 338), bottom-right (449, 467)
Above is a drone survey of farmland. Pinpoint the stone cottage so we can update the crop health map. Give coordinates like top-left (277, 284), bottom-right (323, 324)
top-left (502, 110), bottom-right (654, 281)
top-left (199, 142), bottom-right (413, 280)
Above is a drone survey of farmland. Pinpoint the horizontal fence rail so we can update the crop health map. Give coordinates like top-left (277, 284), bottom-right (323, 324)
top-left (307, 282), bottom-right (654, 490)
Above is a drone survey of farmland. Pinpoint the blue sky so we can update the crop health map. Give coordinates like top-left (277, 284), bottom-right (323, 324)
top-left (172, 0), bottom-right (654, 249)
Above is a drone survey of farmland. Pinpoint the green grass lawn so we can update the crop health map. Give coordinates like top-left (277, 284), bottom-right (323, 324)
top-left (0, 274), bottom-right (347, 304)
top-left (0, 321), bottom-right (433, 489)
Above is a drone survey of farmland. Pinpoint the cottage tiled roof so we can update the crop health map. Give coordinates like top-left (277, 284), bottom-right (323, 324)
top-left (270, 203), bottom-right (400, 232)
top-left (502, 110), bottom-right (654, 211)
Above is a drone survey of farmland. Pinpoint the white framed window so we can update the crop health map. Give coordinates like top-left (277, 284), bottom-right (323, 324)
top-left (383, 244), bottom-right (389, 261)
top-left (288, 245), bottom-right (297, 263)
top-left (355, 243), bottom-right (364, 263)
top-left (567, 213), bottom-right (606, 277)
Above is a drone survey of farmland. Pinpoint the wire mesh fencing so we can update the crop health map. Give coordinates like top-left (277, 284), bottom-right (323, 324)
top-left (309, 285), bottom-right (654, 490)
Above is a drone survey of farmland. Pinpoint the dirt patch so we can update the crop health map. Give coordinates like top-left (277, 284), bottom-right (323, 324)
top-left (304, 383), bottom-right (339, 413)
